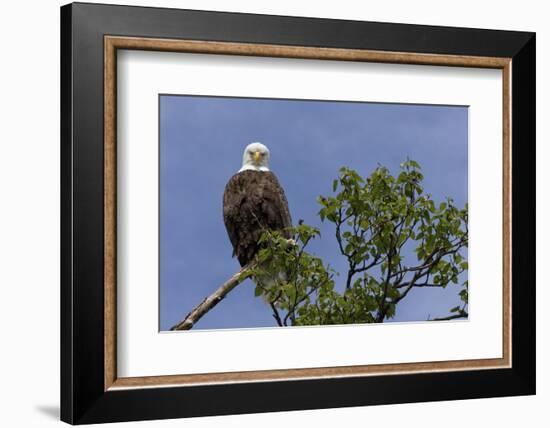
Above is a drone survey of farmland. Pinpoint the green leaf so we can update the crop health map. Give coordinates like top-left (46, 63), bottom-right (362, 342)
top-left (408, 160), bottom-right (420, 169)
top-left (254, 160), bottom-right (468, 328)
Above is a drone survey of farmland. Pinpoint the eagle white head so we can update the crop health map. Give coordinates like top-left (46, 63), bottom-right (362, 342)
top-left (239, 142), bottom-right (270, 172)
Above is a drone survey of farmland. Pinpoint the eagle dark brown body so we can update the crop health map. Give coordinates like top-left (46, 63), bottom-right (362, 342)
top-left (223, 170), bottom-right (292, 266)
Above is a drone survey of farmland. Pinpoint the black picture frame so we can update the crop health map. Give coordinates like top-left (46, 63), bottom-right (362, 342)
top-left (61, 2), bottom-right (535, 424)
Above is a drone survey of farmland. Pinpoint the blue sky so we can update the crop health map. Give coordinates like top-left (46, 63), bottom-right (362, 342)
top-left (159, 95), bottom-right (468, 331)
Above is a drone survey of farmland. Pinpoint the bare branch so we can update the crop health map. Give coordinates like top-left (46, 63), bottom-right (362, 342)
top-left (170, 262), bottom-right (255, 331)
top-left (395, 282), bottom-right (442, 289)
top-left (431, 309), bottom-right (468, 321)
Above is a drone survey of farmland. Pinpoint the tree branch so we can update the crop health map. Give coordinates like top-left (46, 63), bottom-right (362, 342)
top-left (375, 246), bottom-right (396, 322)
top-left (270, 300), bottom-right (284, 326)
top-left (389, 237), bottom-right (467, 280)
top-left (431, 309), bottom-right (468, 321)
top-left (393, 271), bottom-right (423, 304)
top-left (170, 262), bottom-right (255, 331)
top-left (395, 282), bottom-right (442, 289)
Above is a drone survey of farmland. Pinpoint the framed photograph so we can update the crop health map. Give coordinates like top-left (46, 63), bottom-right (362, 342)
top-left (60, 2), bottom-right (535, 424)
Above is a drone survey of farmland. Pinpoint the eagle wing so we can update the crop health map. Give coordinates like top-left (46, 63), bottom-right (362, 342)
top-left (223, 170), bottom-right (292, 266)
top-left (260, 172), bottom-right (292, 235)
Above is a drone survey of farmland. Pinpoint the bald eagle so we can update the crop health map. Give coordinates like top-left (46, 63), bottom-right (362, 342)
top-left (223, 142), bottom-right (292, 267)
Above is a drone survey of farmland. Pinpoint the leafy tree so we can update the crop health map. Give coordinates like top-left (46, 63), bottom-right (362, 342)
top-left (251, 160), bottom-right (468, 326)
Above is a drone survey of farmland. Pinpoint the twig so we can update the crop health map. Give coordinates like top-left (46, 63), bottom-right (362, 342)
top-left (431, 309), bottom-right (468, 321)
top-left (395, 282), bottom-right (441, 289)
top-left (170, 262), bottom-right (255, 331)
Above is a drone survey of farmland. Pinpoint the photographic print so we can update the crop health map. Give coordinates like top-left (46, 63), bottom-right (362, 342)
top-left (160, 95), bottom-right (468, 331)
top-left (62, 6), bottom-right (534, 422)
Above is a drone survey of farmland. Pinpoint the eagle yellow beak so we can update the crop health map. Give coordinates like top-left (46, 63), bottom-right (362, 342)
top-left (253, 151), bottom-right (261, 163)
